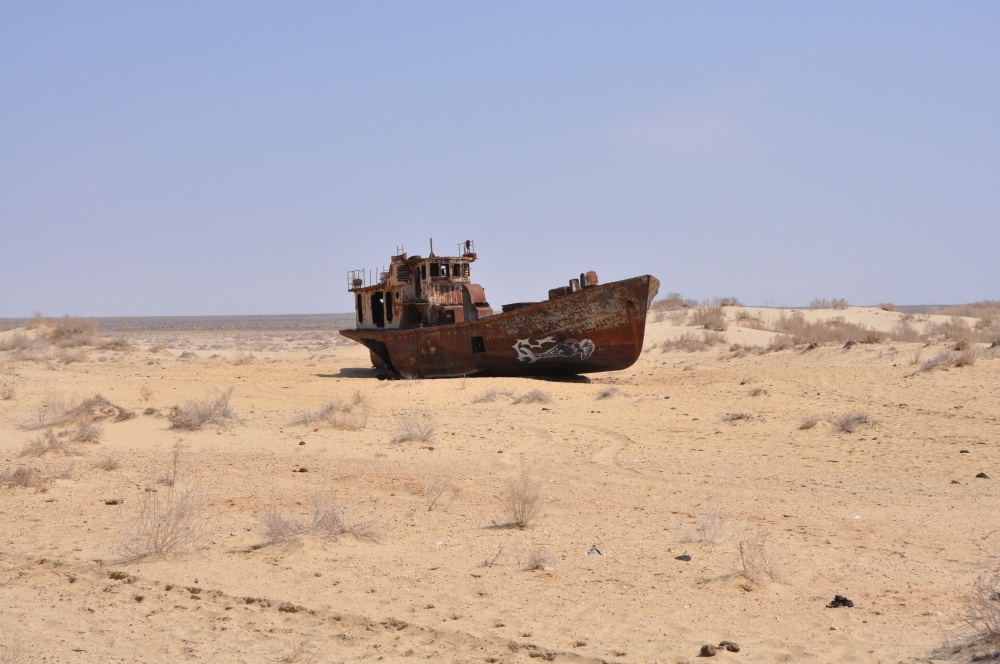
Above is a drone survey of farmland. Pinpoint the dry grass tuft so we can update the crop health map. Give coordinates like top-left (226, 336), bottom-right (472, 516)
top-left (471, 387), bottom-right (516, 403)
top-left (799, 416), bottom-right (821, 430)
top-left (115, 483), bottom-right (209, 560)
top-left (596, 387), bottom-right (620, 400)
top-left (49, 314), bottom-right (98, 347)
top-left (20, 429), bottom-right (77, 457)
top-left (722, 412), bottom-right (754, 423)
top-left (878, 302), bottom-right (899, 312)
top-left (502, 465), bottom-right (544, 529)
top-left (70, 420), bottom-right (103, 444)
top-left (422, 473), bottom-right (453, 511)
top-left (139, 383), bottom-right (153, 401)
top-left (959, 574), bottom-right (1000, 653)
top-left (23, 393), bottom-right (134, 430)
top-left (748, 387), bottom-right (768, 397)
top-left (833, 411), bottom-right (877, 433)
top-left (290, 400), bottom-right (368, 430)
top-left (392, 416), bottom-right (435, 443)
top-left (692, 306), bottom-right (728, 331)
top-left (696, 504), bottom-right (726, 544)
top-left (734, 526), bottom-right (780, 584)
top-left (168, 388), bottom-right (239, 430)
top-left (232, 351), bottom-right (255, 365)
top-left (920, 348), bottom-right (979, 372)
top-left (525, 547), bottom-right (555, 571)
top-left (511, 389), bottom-right (551, 405)
top-left (658, 331), bottom-right (727, 353)
top-left (94, 456), bottom-right (119, 471)
top-left (114, 447), bottom-right (208, 560)
top-left (1, 465), bottom-right (46, 489)
top-left (258, 492), bottom-right (380, 546)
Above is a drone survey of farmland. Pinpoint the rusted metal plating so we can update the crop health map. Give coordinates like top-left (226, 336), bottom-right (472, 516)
top-left (341, 240), bottom-right (659, 379)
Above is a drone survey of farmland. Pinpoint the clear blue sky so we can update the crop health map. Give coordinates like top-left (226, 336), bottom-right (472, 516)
top-left (2, 2), bottom-right (997, 317)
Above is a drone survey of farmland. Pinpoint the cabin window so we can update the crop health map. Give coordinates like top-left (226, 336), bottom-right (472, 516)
top-left (356, 295), bottom-right (363, 324)
top-left (452, 264), bottom-right (461, 277)
top-left (471, 336), bottom-right (485, 353)
top-left (420, 265), bottom-right (426, 280)
top-left (462, 263), bottom-right (470, 278)
top-left (371, 292), bottom-right (385, 328)
top-left (385, 291), bottom-right (394, 323)
top-left (430, 263), bottom-right (440, 278)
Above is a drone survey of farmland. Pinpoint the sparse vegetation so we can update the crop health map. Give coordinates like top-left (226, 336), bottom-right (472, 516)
top-left (596, 386), bottom-right (620, 399)
top-left (799, 416), bottom-right (821, 430)
top-left (471, 387), bottom-right (516, 403)
top-left (958, 574), bottom-right (1000, 654)
top-left (422, 473), bottom-right (453, 511)
top-left (692, 306), bottom-right (728, 331)
top-left (290, 399), bottom-right (368, 430)
top-left (232, 351), bottom-right (255, 365)
top-left (658, 331), bottom-right (726, 353)
top-left (94, 456), bottom-right (119, 471)
top-left (258, 492), bottom-right (380, 546)
top-left (696, 504), bottom-right (726, 544)
top-left (748, 387), bottom-right (768, 397)
top-left (114, 447), bottom-right (208, 560)
top-left (722, 412), bottom-right (754, 423)
top-left (1, 465), bottom-right (44, 489)
top-left (734, 526), bottom-right (779, 584)
top-left (511, 389), bottom-right (551, 405)
top-left (139, 383), bottom-right (153, 401)
top-left (168, 388), bottom-right (239, 430)
top-left (20, 429), bottom-right (76, 457)
top-left (502, 465), bottom-right (543, 529)
top-left (525, 547), bottom-right (555, 571)
top-left (49, 314), bottom-right (98, 347)
top-left (833, 411), bottom-right (877, 433)
top-left (392, 416), bottom-right (435, 443)
top-left (920, 348), bottom-right (978, 372)
top-left (23, 393), bottom-right (134, 430)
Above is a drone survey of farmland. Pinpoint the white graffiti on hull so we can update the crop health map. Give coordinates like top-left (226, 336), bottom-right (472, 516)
top-left (513, 337), bottom-right (596, 363)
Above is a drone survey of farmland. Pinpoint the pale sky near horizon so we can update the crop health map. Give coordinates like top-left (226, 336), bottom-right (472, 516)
top-left (2, 2), bottom-right (997, 317)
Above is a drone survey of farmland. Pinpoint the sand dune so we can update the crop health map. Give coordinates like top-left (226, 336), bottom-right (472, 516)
top-left (1, 308), bottom-right (998, 662)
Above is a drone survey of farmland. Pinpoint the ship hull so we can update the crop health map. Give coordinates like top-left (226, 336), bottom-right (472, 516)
top-left (340, 275), bottom-right (659, 379)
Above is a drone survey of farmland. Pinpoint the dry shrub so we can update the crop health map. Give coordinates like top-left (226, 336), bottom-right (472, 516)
top-left (114, 483), bottom-right (208, 559)
top-left (942, 300), bottom-right (1000, 321)
top-left (23, 393), bottom-right (134, 430)
top-left (891, 320), bottom-right (923, 343)
top-left (927, 317), bottom-right (973, 343)
top-left (168, 388), bottom-right (239, 430)
top-left (722, 412), bottom-right (754, 423)
top-left (0, 627), bottom-right (31, 663)
top-left (799, 416), bottom-right (820, 430)
top-left (692, 306), bottom-right (728, 331)
top-left (831, 298), bottom-right (849, 310)
top-left (748, 387), bottom-right (768, 397)
top-left (471, 387), bottom-right (515, 403)
top-left (525, 547), bottom-right (555, 571)
top-left (98, 329), bottom-right (135, 351)
top-left (290, 400), bottom-right (368, 430)
top-left (94, 456), bottom-right (119, 471)
top-left (502, 465), bottom-right (543, 529)
top-left (659, 331), bottom-right (726, 353)
top-left (768, 312), bottom-right (884, 345)
top-left (1, 465), bottom-right (45, 489)
top-left (20, 429), bottom-right (76, 457)
top-left (651, 291), bottom-right (692, 311)
top-left (834, 411), bottom-right (877, 433)
top-left (697, 504), bottom-right (726, 544)
top-left (958, 574), bottom-right (1000, 653)
top-left (596, 387), bottom-right (620, 399)
top-left (921, 348), bottom-right (978, 372)
top-left (392, 416), bottom-right (435, 443)
top-left (879, 302), bottom-right (899, 312)
top-left (258, 492), bottom-right (380, 546)
top-left (139, 383), bottom-right (153, 401)
top-left (734, 526), bottom-right (780, 584)
top-left (114, 446), bottom-right (208, 559)
top-left (810, 298), bottom-right (831, 309)
top-left (70, 420), bottom-right (103, 444)
top-left (0, 331), bottom-right (39, 352)
top-left (57, 349), bottom-right (88, 364)
top-left (232, 351), bottom-right (255, 365)
top-left (512, 389), bottom-right (551, 404)
top-left (49, 315), bottom-right (97, 347)
top-left (423, 473), bottom-right (453, 511)
top-left (712, 296), bottom-right (743, 307)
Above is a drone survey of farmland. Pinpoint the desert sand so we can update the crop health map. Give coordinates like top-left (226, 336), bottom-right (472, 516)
top-left (1, 306), bottom-right (998, 663)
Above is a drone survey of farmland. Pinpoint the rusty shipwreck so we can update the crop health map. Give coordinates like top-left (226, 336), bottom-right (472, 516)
top-left (340, 241), bottom-right (659, 379)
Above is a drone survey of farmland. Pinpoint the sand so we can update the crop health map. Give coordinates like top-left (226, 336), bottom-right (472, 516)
top-left (1, 308), bottom-right (998, 663)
